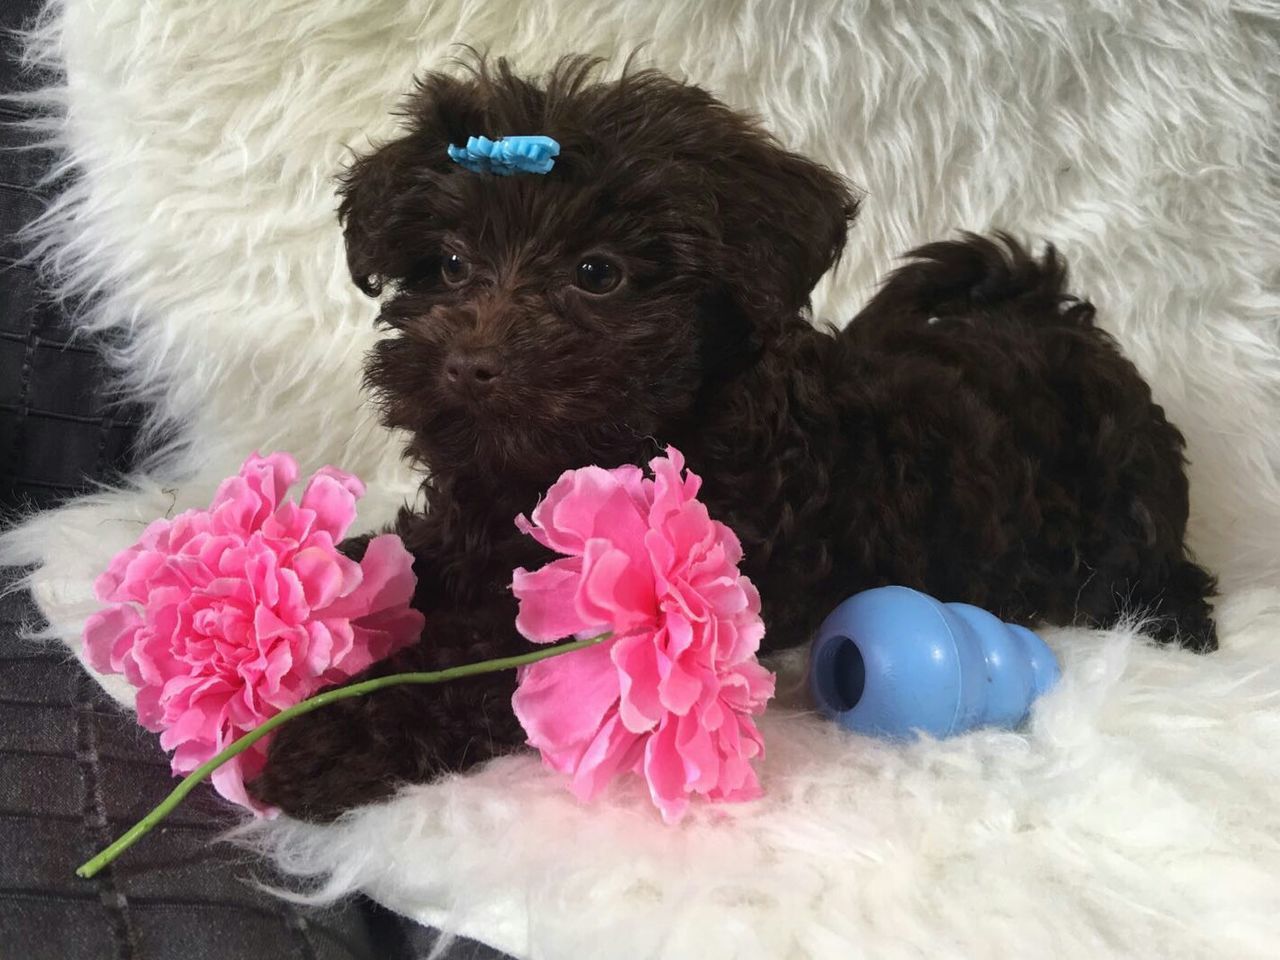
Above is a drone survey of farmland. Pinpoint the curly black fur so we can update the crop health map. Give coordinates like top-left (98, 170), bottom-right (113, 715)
top-left (252, 58), bottom-right (1216, 821)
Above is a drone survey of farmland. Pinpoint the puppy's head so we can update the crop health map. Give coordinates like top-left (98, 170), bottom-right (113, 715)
top-left (344, 57), bottom-right (857, 481)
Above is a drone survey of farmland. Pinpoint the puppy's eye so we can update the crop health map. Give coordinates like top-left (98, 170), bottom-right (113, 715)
top-left (441, 253), bottom-right (471, 285)
top-left (574, 256), bottom-right (622, 295)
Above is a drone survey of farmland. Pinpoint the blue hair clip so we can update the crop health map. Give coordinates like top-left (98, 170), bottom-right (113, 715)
top-left (446, 135), bottom-right (561, 176)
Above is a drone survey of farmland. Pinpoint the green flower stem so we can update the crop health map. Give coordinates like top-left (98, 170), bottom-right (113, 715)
top-left (75, 634), bottom-right (609, 880)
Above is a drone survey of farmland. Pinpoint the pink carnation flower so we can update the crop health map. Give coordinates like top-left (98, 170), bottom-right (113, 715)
top-left (511, 447), bottom-right (775, 823)
top-left (83, 452), bottom-right (424, 814)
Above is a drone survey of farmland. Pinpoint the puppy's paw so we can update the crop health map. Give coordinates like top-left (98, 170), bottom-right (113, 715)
top-left (249, 611), bottom-right (529, 821)
top-left (250, 681), bottom-right (431, 820)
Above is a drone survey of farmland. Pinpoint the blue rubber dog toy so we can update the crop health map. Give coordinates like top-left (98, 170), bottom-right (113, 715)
top-left (807, 586), bottom-right (1060, 739)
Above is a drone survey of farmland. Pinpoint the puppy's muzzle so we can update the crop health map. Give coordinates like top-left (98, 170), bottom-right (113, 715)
top-left (443, 347), bottom-right (503, 398)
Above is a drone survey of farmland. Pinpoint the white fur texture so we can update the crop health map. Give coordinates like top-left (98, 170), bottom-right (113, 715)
top-left (6, 0), bottom-right (1280, 956)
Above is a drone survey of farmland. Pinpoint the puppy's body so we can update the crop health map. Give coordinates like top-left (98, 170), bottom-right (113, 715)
top-left (253, 60), bottom-right (1215, 820)
top-left (694, 237), bottom-right (1215, 652)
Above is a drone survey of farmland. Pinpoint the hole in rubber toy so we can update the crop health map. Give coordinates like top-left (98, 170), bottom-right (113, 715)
top-left (822, 635), bottom-right (865, 712)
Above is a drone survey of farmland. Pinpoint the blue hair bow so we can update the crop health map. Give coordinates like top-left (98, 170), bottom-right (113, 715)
top-left (446, 135), bottom-right (561, 176)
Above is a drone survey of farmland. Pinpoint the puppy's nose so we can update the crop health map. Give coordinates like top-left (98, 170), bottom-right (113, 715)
top-left (444, 349), bottom-right (502, 389)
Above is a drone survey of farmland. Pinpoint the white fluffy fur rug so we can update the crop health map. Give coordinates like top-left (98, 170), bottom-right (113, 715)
top-left (7, 1), bottom-right (1280, 956)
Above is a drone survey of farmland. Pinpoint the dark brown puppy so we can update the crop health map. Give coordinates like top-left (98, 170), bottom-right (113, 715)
top-left (253, 58), bottom-right (1215, 820)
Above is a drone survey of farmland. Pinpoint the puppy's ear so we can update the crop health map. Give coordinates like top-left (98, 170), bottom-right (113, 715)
top-left (734, 146), bottom-right (857, 314)
top-left (338, 74), bottom-right (486, 296)
top-left (714, 137), bottom-right (859, 335)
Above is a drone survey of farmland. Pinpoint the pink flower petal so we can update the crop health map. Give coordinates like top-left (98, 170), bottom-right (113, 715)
top-left (238, 452), bottom-right (299, 513)
top-left (292, 547), bottom-right (346, 611)
top-left (521, 466), bottom-right (652, 562)
top-left (577, 539), bottom-right (655, 634)
top-left (318, 535), bottom-right (416, 620)
top-left (518, 466), bottom-right (612, 555)
top-left (512, 558), bottom-right (595, 643)
top-left (512, 640), bottom-right (622, 764)
top-left (260, 500), bottom-right (313, 544)
top-left (643, 717), bottom-right (691, 824)
top-left (158, 698), bottom-right (212, 751)
top-left (210, 757), bottom-right (274, 816)
top-left (83, 605), bottom-right (143, 674)
top-left (567, 710), bottom-right (645, 803)
top-left (135, 683), bottom-right (165, 731)
top-left (302, 620), bottom-right (335, 674)
top-left (298, 469), bottom-right (363, 542)
top-left (320, 617), bottom-right (356, 670)
top-left (344, 606), bottom-right (423, 671)
top-left (657, 653), bottom-right (703, 718)
top-left (675, 709), bottom-right (720, 794)
top-left (611, 632), bottom-right (664, 734)
top-left (273, 567), bottom-right (309, 624)
top-left (253, 604), bottom-right (294, 642)
top-left (169, 738), bottom-right (215, 776)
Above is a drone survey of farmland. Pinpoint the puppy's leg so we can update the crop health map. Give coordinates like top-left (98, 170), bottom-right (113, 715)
top-left (1137, 558), bottom-right (1218, 651)
top-left (1062, 348), bottom-right (1219, 651)
top-left (250, 604), bottom-right (529, 821)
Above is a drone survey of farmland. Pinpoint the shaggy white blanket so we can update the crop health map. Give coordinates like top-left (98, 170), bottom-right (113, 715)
top-left (7, 0), bottom-right (1280, 957)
